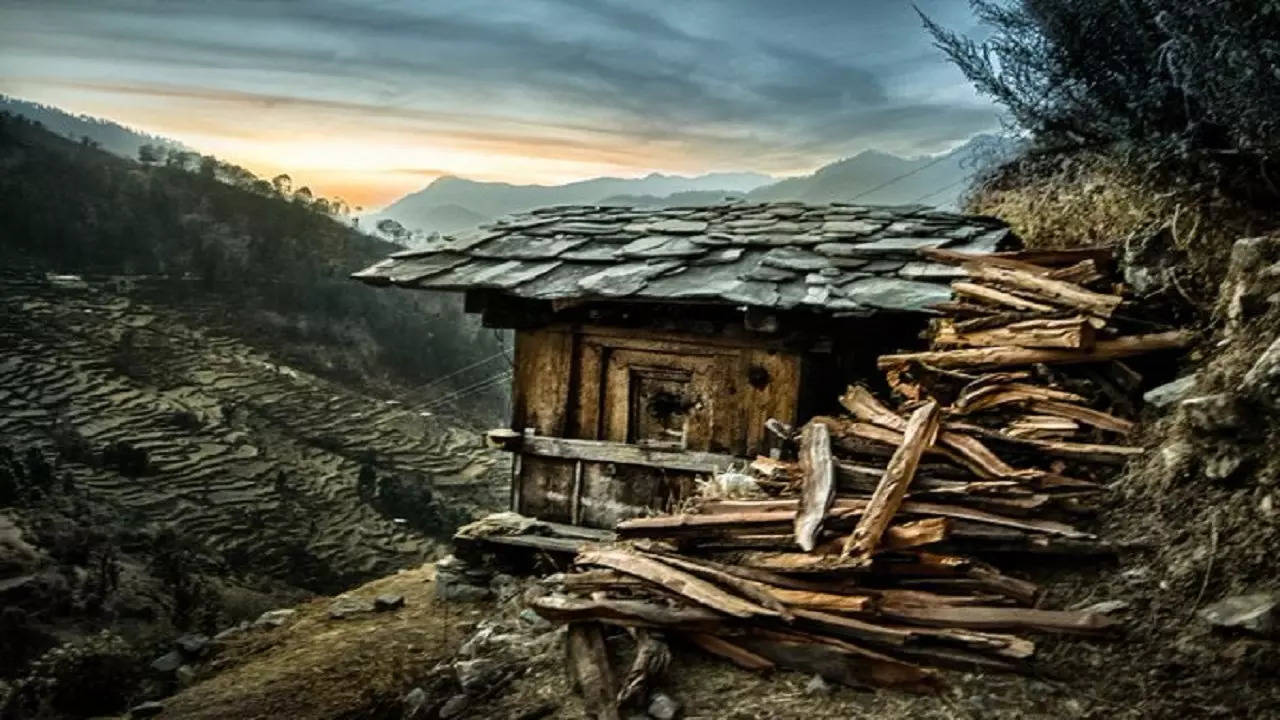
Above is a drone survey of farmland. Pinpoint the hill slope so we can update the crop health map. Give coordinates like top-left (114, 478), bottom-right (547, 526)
top-left (0, 95), bottom-right (188, 160)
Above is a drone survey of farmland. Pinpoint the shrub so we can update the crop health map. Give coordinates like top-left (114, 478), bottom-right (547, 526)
top-left (923, 1), bottom-right (1280, 202)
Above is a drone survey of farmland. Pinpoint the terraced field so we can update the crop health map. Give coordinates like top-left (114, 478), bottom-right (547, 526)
top-left (0, 268), bottom-right (506, 587)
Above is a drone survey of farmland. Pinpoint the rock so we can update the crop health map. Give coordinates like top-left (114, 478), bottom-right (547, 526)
top-left (1123, 229), bottom-right (1180, 298)
top-left (454, 658), bottom-right (500, 693)
top-left (129, 700), bottom-right (165, 718)
top-left (374, 593), bottom-right (405, 611)
top-left (175, 632), bottom-right (210, 657)
top-left (1180, 394), bottom-right (1243, 432)
top-left (647, 692), bottom-right (681, 720)
top-left (328, 595), bottom-right (371, 620)
top-left (403, 687), bottom-right (427, 719)
top-left (436, 564), bottom-right (492, 602)
top-left (176, 664), bottom-right (198, 686)
top-left (439, 694), bottom-right (470, 719)
top-left (252, 608), bottom-right (296, 629)
top-left (1244, 336), bottom-right (1280, 409)
top-left (1203, 446), bottom-right (1248, 483)
top-left (804, 673), bottom-right (832, 695)
top-left (150, 650), bottom-right (183, 674)
top-left (490, 573), bottom-right (520, 602)
top-left (519, 607), bottom-right (552, 630)
top-left (1198, 593), bottom-right (1279, 637)
top-left (1143, 374), bottom-right (1198, 408)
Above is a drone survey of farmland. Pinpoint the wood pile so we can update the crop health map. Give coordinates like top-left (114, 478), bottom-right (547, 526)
top-left (530, 247), bottom-right (1194, 714)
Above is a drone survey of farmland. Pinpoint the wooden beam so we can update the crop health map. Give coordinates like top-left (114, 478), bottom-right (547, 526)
top-left (877, 330), bottom-right (1195, 371)
top-left (794, 422), bottom-right (836, 552)
top-left (511, 434), bottom-right (742, 474)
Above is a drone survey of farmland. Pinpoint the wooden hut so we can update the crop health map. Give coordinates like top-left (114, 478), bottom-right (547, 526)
top-left (353, 202), bottom-right (1017, 529)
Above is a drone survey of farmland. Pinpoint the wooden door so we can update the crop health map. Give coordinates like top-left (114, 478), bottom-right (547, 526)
top-left (600, 347), bottom-right (738, 454)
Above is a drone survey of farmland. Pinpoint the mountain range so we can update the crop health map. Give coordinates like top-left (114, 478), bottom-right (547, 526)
top-left (0, 96), bottom-right (1010, 242)
top-left (373, 135), bottom-right (1011, 240)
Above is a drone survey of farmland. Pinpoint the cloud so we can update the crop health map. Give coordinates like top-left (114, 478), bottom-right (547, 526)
top-left (0, 0), bottom-right (998, 200)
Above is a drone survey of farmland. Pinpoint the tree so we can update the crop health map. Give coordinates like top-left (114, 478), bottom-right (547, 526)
top-left (376, 218), bottom-right (411, 246)
top-left (271, 173), bottom-right (292, 196)
top-left (137, 144), bottom-right (160, 164)
top-left (921, 1), bottom-right (1280, 193)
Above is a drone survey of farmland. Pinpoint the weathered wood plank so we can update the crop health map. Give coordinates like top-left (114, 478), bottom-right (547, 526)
top-left (686, 634), bottom-right (775, 671)
top-left (841, 400), bottom-right (939, 561)
top-left (576, 548), bottom-right (780, 618)
top-left (877, 331), bottom-right (1195, 371)
top-left (515, 434), bottom-right (742, 474)
top-left (933, 316), bottom-right (1096, 350)
top-left (532, 595), bottom-right (723, 628)
top-left (878, 605), bottom-right (1119, 635)
top-left (794, 422), bottom-right (836, 552)
top-left (961, 263), bottom-right (1123, 317)
top-left (567, 622), bottom-right (621, 720)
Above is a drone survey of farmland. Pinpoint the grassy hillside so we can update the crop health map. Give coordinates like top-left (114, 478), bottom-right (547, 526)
top-left (0, 112), bottom-right (507, 416)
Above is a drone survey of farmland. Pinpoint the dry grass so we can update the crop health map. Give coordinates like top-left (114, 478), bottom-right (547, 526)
top-left (966, 150), bottom-right (1280, 307)
top-left (160, 564), bottom-right (479, 720)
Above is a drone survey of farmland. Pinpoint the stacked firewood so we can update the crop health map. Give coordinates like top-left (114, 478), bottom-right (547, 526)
top-left (530, 247), bottom-right (1194, 710)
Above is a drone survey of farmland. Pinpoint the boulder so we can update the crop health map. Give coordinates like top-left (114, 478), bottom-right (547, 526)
top-left (439, 694), bottom-right (470, 719)
top-left (1244, 336), bottom-right (1280, 409)
top-left (175, 632), bottom-right (210, 657)
top-left (1180, 394), bottom-right (1243, 433)
top-left (454, 658), bottom-right (500, 693)
top-left (403, 686), bottom-right (427, 719)
top-left (374, 593), bottom-right (405, 612)
top-left (328, 595), bottom-right (372, 620)
top-left (150, 650), bottom-right (183, 674)
top-left (1198, 593), bottom-right (1279, 638)
top-left (176, 664), bottom-right (198, 686)
top-left (647, 692), bottom-right (682, 720)
top-left (1143, 374), bottom-right (1198, 408)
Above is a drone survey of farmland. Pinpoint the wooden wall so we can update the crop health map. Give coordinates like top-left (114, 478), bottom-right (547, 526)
top-left (509, 323), bottom-right (811, 527)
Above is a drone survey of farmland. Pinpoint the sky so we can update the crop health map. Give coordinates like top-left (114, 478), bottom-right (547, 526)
top-left (0, 0), bottom-right (997, 209)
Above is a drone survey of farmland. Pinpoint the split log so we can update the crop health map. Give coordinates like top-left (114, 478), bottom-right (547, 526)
top-left (933, 317), bottom-right (1096, 350)
top-left (960, 263), bottom-right (1123, 317)
top-left (877, 330), bottom-right (1195, 371)
top-left (567, 623), bottom-right (621, 720)
top-left (952, 382), bottom-right (1087, 414)
top-left (877, 605), bottom-right (1119, 636)
top-left (1025, 399), bottom-right (1135, 435)
top-left (794, 422), bottom-right (836, 552)
top-left (532, 595), bottom-right (723, 629)
top-left (686, 633), bottom-right (775, 671)
top-left (637, 550), bottom-right (793, 618)
top-left (735, 630), bottom-right (942, 693)
top-left (576, 548), bottom-right (780, 619)
top-left (925, 246), bottom-right (1112, 272)
top-left (952, 282), bottom-right (1057, 313)
top-left (616, 630), bottom-right (670, 706)
top-left (1046, 259), bottom-right (1104, 285)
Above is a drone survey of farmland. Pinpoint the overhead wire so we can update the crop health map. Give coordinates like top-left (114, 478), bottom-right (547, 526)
top-left (419, 371), bottom-right (512, 410)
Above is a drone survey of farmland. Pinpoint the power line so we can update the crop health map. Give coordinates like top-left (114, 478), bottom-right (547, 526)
top-left (412, 350), bottom-right (508, 395)
top-left (420, 371), bottom-right (512, 410)
top-left (846, 152), bottom-right (954, 203)
top-left (909, 174), bottom-right (975, 205)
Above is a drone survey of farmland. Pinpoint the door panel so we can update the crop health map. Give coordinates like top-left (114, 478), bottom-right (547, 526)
top-left (601, 348), bottom-right (737, 454)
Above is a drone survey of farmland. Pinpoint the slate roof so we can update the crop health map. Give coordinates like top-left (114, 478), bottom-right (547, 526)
top-left (352, 202), bottom-right (1018, 314)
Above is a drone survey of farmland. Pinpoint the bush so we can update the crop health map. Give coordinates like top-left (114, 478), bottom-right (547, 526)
top-left (15, 631), bottom-right (142, 717)
top-left (923, 1), bottom-right (1280, 201)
